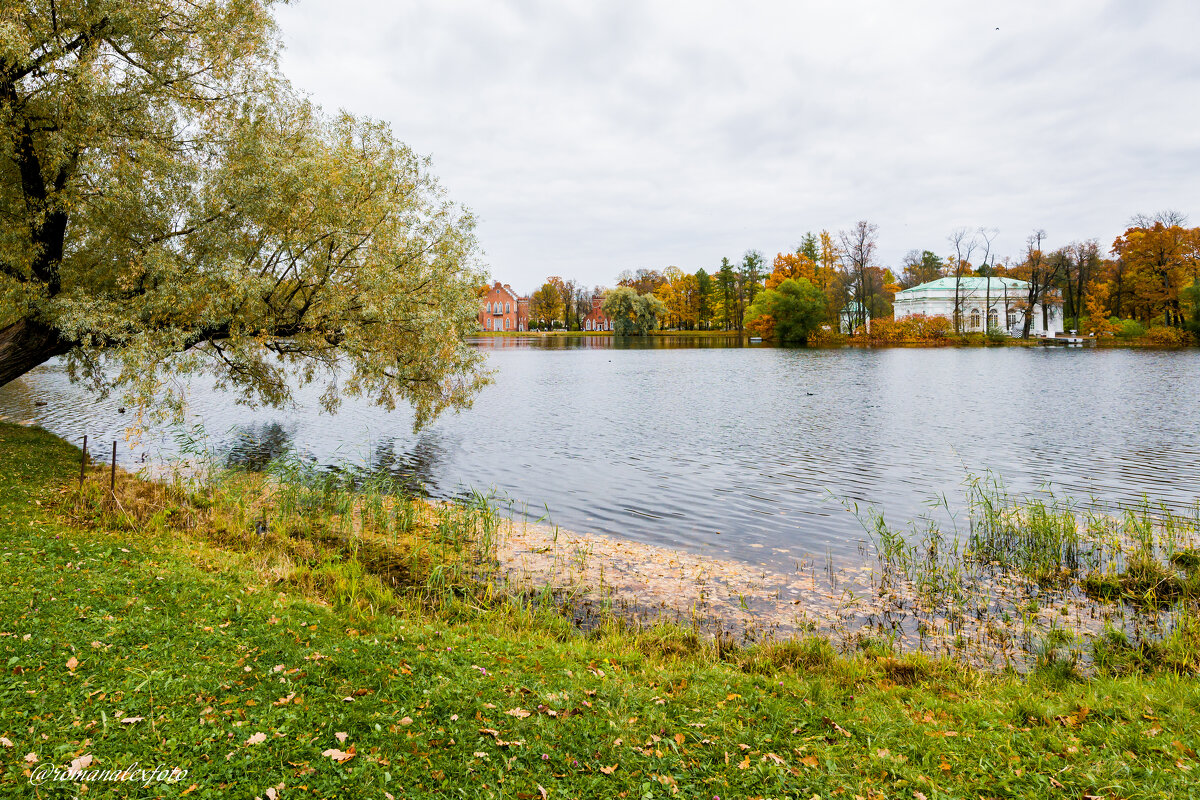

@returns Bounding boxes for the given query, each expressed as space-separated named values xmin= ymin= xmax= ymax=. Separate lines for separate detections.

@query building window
xmin=506 ymin=302 xmax=511 ymax=313
xmin=970 ymin=310 xmax=981 ymax=330
xmin=988 ymin=309 xmax=998 ymax=329
xmin=1007 ymin=311 xmax=1016 ymax=328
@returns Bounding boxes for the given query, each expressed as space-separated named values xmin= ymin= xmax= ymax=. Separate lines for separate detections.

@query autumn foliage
xmin=865 ymin=314 xmax=953 ymax=343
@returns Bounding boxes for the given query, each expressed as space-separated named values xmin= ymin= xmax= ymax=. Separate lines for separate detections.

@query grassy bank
xmin=3 ymin=423 xmax=1200 ymax=798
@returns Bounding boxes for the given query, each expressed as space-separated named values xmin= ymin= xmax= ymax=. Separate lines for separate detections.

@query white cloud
xmin=276 ymin=0 xmax=1200 ymax=290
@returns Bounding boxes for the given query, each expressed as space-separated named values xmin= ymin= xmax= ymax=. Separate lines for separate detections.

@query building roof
xmin=896 ymin=276 xmax=1029 ymax=297
xmin=486 ymin=281 xmax=525 ymax=302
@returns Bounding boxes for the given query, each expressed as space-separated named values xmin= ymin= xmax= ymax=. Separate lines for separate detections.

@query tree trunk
xmin=0 ymin=317 xmax=74 ymax=388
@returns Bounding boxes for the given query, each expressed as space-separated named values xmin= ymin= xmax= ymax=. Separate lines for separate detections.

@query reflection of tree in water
xmin=224 ymin=422 xmax=296 ymax=470
xmin=364 ymin=434 xmax=446 ymax=497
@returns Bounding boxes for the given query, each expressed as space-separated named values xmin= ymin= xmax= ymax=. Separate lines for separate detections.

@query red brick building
xmin=582 ymin=294 xmax=611 ymax=331
xmin=478 ymin=282 xmax=529 ymax=332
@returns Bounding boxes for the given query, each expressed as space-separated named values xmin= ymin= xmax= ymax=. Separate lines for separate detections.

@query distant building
xmin=892 ymin=277 xmax=1063 ymax=336
xmin=479 ymin=281 xmax=529 ymax=332
xmin=582 ymin=294 xmax=612 ymax=331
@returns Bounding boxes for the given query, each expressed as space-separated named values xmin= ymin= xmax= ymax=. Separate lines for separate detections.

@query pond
xmin=3 ymin=337 xmax=1199 ymax=573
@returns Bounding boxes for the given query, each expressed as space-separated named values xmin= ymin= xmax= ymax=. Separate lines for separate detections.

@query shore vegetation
xmin=3 ymin=422 xmax=1200 ymax=797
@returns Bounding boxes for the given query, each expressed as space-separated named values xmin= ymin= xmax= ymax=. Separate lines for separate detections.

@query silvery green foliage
xmin=1 ymin=1 xmax=490 ymax=429
xmin=601 ymin=287 xmax=664 ymax=336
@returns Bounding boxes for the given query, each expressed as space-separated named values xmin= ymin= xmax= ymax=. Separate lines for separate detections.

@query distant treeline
xmin=518 ymin=213 xmax=1200 ymax=342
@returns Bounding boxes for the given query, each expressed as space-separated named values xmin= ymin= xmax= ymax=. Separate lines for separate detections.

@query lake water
xmin=3 ymin=338 xmax=1199 ymax=571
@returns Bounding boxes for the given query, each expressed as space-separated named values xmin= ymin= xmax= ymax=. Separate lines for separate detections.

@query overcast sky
xmin=275 ymin=0 xmax=1200 ymax=292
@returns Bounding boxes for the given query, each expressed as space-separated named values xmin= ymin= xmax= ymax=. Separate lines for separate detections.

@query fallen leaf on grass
xmin=822 ymin=716 xmax=851 ymax=738
xmin=335 ymin=732 xmax=348 ymax=743
xmin=120 ymin=716 xmax=145 ymax=725
xmin=599 ymin=765 xmax=617 ymax=775
xmin=506 ymin=708 xmax=531 ymax=719
xmin=68 ymin=754 xmax=93 ymax=774
xmin=478 ymin=728 xmax=523 ymax=747
xmin=763 ymin=752 xmax=787 ymax=766
xmin=800 ymin=755 xmax=819 ymax=768
xmin=321 ymin=746 xmax=356 ymax=763
xmin=246 ymin=732 xmax=267 ymax=745
xmin=273 ymin=694 xmax=296 ymax=707
xmin=24 ymin=752 xmax=38 ymax=764
xmin=66 ymin=656 xmax=78 ymax=672
xmin=0 ymin=737 xmax=12 ymax=748
xmin=399 ymin=717 xmax=413 ymax=726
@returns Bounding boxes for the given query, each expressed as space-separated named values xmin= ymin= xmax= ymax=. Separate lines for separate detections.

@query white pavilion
xmin=892 ymin=277 xmax=1063 ymax=336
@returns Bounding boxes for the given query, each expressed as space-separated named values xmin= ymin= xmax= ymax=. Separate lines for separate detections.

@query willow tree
xmin=0 ymin=1 xmax=488 ymax=428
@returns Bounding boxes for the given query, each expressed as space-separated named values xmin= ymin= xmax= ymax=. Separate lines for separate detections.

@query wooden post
xmin=79 ymin=435 xmax=88 ymax=486
xmin=110 ymin=440 xmax=117 ymax=495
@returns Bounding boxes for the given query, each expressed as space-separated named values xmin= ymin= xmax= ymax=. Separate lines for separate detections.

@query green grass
xmin=3 ymin=422 xmax=1200 ymax=798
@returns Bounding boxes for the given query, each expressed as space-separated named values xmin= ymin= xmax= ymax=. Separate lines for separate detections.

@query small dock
xmin=1047 ymin=331 xmax=1094 ymax=347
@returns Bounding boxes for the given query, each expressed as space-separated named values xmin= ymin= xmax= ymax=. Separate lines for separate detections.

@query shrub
xmin=865 ymin=317 xmax=900 ymax=344
xmin=923 ymin=315 xmax=952 ymax=340
xmin=985 ymin=326 xmax=1008 ymax=344
xmin=893 ymin=313 xmax=952 ymax=342
xmin=1144 ymin=326 xmax=1185 ymax=346
xmin=807 ymin=325 xmax=844 ymax=345
xmin=1115 ymin=319 xmax=1146 ymax=340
